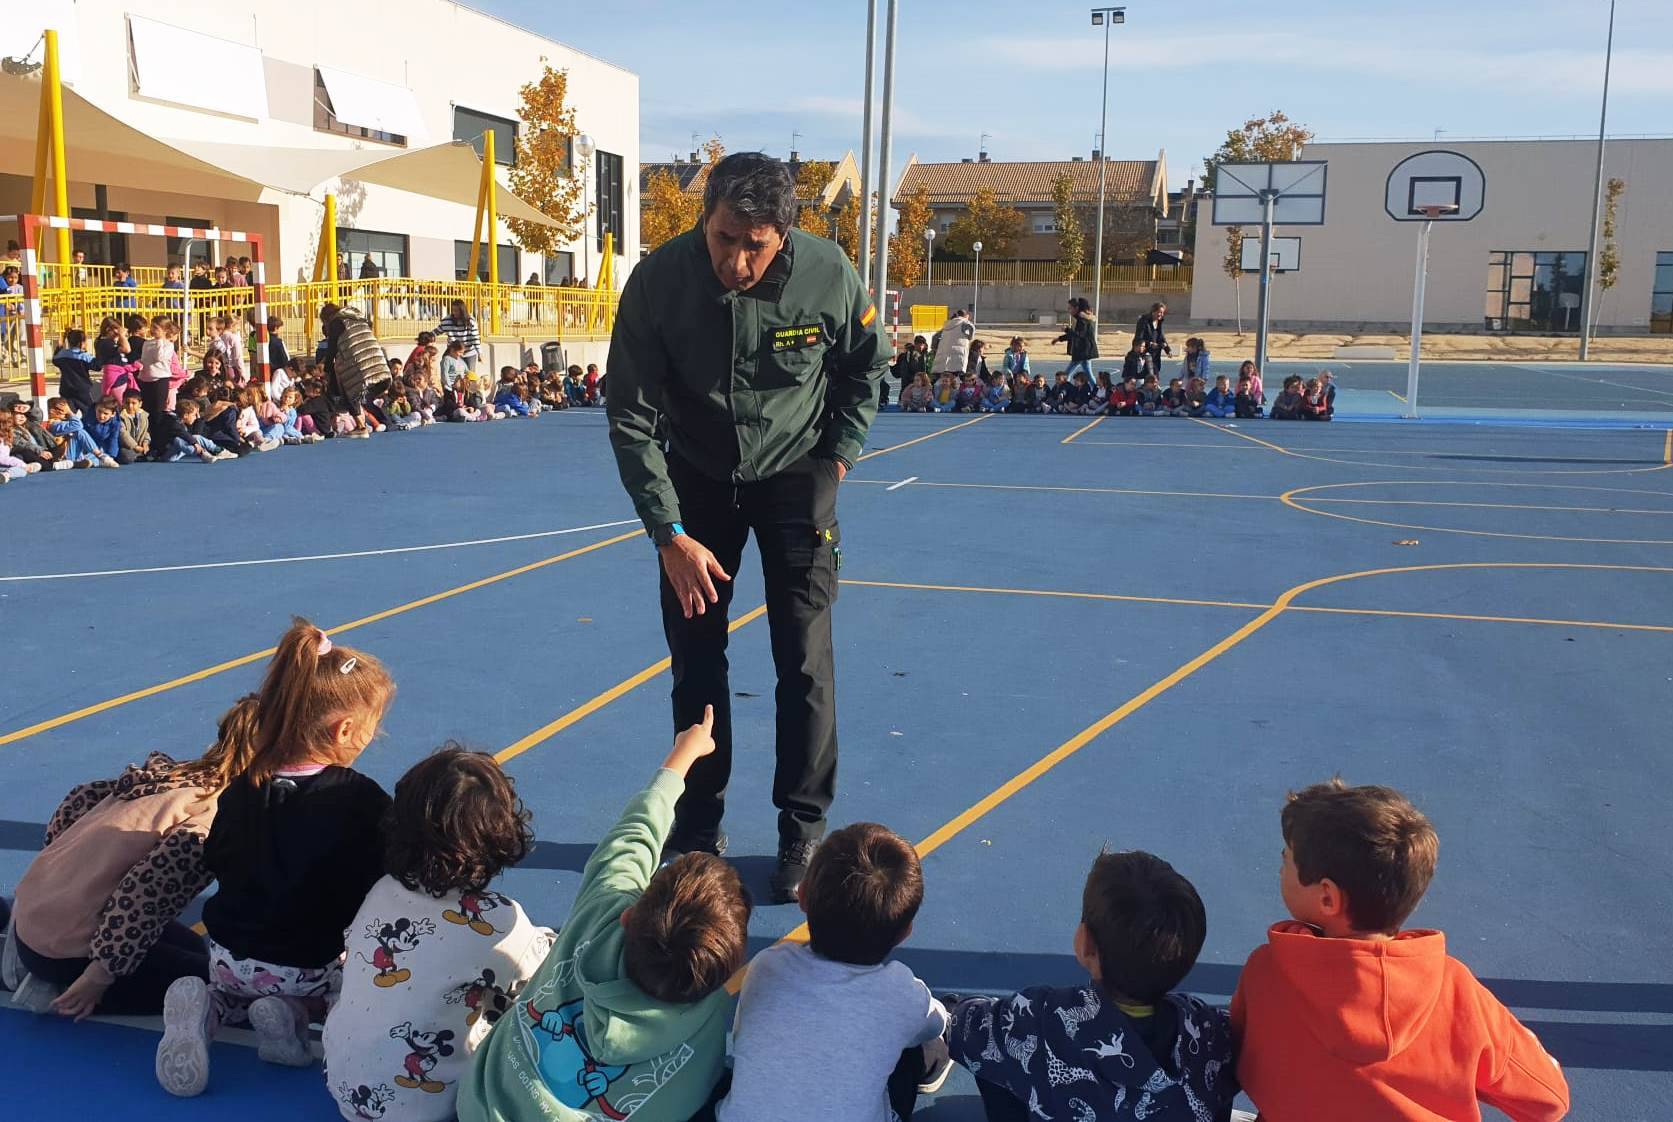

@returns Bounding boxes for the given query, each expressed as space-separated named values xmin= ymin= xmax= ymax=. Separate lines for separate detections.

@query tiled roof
xmin=893 ymin=160 xmax=1158 ymax=207
xmin=640 ymin=161 xmax=711 ymax=195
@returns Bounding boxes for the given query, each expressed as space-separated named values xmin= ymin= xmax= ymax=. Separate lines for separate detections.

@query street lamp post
xmin=575 ymin=133 xmax=595 ymax=287
xmin=972 ymin=240 xmax=983 ymax=324
xmin=925 ymin=226 xmax=935 ymax=291
xmin=1577 ymin=0 xmax=1616 ymax=361
xmin=1088 ymin=7 xmax=1125 ymax=347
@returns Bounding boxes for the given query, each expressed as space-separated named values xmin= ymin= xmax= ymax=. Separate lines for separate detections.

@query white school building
xmin=0 ymin=0 xmax=639 ymax=289
xmin=1189 ymin=138 xmax=1673 ymax=336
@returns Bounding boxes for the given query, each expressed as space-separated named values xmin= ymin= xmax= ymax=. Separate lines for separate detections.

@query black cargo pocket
xmin=772 ymin=522 xmax=841 ymax=611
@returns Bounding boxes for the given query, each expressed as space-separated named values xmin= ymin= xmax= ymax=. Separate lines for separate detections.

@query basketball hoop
xmin=1415 ymin=204 xmax=1459 ymax=220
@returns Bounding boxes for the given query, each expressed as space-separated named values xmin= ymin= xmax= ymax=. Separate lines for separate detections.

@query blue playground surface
xmin=3 ymin=404 xmax=1671 ymax=1120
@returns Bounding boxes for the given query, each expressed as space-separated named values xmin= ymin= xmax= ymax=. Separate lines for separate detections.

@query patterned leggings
xmin=206 ymin=938 xmax=341 ymax=1025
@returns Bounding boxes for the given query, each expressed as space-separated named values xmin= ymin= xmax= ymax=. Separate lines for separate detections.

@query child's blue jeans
xmin=166 ymin=435 xmax=223 ymax=462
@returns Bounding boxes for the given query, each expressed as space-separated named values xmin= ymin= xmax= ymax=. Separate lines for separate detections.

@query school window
xmin=166 ymin=217 xmax=212 ymax=268
xmin=1652 ymin=251 xmax=1673 ymax=334
xmin=453 ymin=106 xmax=517 ymax=166
xmin=543 ymin=252 xmax=575 ymax=285
xmin=70 ymin=207 xmax=127 ymax=265
xmin=453 ymin=241 xmax=519 ymax=283
xmin=313 ymin=69 xmax=406 ymax=147
xmin=337 ymin=229 xmax=409 ymax=279
xmin=1484 ymin=250 xmax=1587 ymax=333
xmin=1032 ymin=218 xmax=1058 ymax=235
xmin=595 ymin=149 xmax=624 ymax=254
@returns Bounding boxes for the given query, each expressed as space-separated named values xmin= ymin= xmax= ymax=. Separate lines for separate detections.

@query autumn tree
xmin=505 ymin=66 xmax=589 ymax=255
xmin=793 ymin=160 xmax=837 ymax=236
xmin=1052 ymin=174 xmax=1084 ymax=290
xmin=701 ymin=135 xmax=725 ymax=164
xmin=1594 ymin=176 xmax=1625 ymax=330
xmin=834 ymin=193 xmax=862 ymax=266
xmin=888 ymin=186 xmax=931 ymax=289
xmin=943 ymin=187 xmax=1025 ymax=259
xmin=641 ymin=169 xmax=700 ymax=253
xmin=1202 ymin=111 xmax=1311 ymax=336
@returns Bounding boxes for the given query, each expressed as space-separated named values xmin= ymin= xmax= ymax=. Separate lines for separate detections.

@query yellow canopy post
xmin=484 ymin=129 xmax=500 ymax=333
xmin=466 ymin=172 xmax=486 ymax=284
xmin=36 ymin=30 xmax=72 ymax=274
xmin=323 ymin=192 xmax=338 ymax=303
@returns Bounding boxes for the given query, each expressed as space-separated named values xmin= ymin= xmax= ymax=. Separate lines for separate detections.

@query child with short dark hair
xmin=53 ymin=327 xmax=99 ymax=418
xmin=118 ymin=390 xmax=150 ymax=462
xmin=149 ymin=398 xmax=226 ymax=462
xmin=459 ymin=707 xmax=751 ymax=1122
xmin=1121 ymin=339 xmax=1150 ymax=383
xmin=1234 ymin=373 xmax=1262 ymax=419
xmin=157 ymin=619 xmax=396 ymax=1097
xmin=1232 ymin=779 xmax=1568 ymax=1121
xmin=46 ymin=396 xmax=114 ymax=468
xmin=1135 ymin=374 xmax=1162 ymax=417
xmin=946 ymin=850 xmax=1237 ymax=1122
xmin=1268 ymin=376 xmax=1306 ymax=420
xmin=1203 ymin=374 xmax=1236 ymax=419
xmin=1109 ymin=373 xmax=1139 ymax=416
xmin=87 ymin=395 xmax=124 ymax=463
xmin=1161 ymin=377 xmax=1189 ymax=417
xmin=494 ymin=366 xmax=532 ymax=417
xmin=717 ymin=822 xmax=948 ymax=1122
xmin=324 ymin=747 xmax=553 ymax=1122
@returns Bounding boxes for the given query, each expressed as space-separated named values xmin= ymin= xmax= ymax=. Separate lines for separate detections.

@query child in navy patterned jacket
xmin=944 ymin=850 xmax=1238 ymax=1122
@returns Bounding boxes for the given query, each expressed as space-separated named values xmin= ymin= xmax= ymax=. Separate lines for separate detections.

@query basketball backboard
xmin=1385 ymin=150 xmax=1485 ymax=221
xmin=1241 ymin=236 xmax=1300 ymax=273
xmin=1210 ymin=161 xmax=1327 ymax=226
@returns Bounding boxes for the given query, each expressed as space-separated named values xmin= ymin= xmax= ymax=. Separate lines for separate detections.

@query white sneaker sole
xmin=156 ymin=977 xmax=212 ymax=1097
xmin=248 ymin=996 xmax=313 ymax=1067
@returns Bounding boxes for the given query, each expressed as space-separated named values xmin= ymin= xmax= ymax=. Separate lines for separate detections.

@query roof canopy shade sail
xmin=0 ymin=73 xmax=561 ymax=227
xmin=129 ymin=15 xmax=269 ymax=121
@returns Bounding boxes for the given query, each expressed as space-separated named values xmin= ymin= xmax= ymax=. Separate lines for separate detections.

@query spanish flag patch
xmin=859 ymin=303 xmax=877 ymax=328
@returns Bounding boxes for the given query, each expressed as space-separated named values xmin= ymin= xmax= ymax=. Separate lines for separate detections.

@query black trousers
xmin=139 ymin=378 xmax=170 ymax=427
xmin=662 ymin=451 xmax=841 ymax=846
xmin=14 ymin=919 xmax=209 ymax=1016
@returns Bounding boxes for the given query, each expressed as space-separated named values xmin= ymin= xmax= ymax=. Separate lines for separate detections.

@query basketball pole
xmin=857 ymin=0 xmax=877 ymax=283
xmin=869 ymin=0 xmax=897 ymax=305
xmin=1253 ymin=191 xmax=1275 ymax=372
xmin=1405 ymin=216 xmax=1435 ymax=419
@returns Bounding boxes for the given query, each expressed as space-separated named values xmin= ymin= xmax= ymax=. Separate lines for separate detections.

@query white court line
xmin=0 ymin=519 xmax=642 ymax=582
xmin=886 ymin=476 xmax=919 ymax=491
xmin=1513 ymin=364 xmax=1673 ymax=401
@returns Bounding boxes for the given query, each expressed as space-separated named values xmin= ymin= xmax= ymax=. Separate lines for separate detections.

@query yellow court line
xmin=1388 ymin=389 xmax=1408 ymax=403
xmin=840 ymin=579 xmax=1268 ymax=612
xmin=1061 ymin=415 xmax=1106 ymax=445
xmin=856 ymin=413 xmax=991 ymax=462
xmin=1188 ymin=416 xmax=1301 ymax=457
xmin=0 ymin=531 xmax=643 ymax=748
xmin=1665 ymin=429 xmax=1672 ymax=467
xmin=496 ymin=605 xmax=769 ymax=765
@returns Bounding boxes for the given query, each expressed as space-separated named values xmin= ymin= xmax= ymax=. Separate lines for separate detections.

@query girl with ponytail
xmin=4 ymin=694 xmax=266 ymax=1021
xmin=159 ymin=618 xmax=396 ymax=1098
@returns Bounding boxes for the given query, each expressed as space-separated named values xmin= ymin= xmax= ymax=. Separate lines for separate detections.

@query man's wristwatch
xmin=650 ymin=522 xmax=686 ymax=548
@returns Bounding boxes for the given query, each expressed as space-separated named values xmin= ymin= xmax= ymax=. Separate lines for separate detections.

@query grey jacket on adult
xmin=931 ymin=315 xmax=974 ymax=375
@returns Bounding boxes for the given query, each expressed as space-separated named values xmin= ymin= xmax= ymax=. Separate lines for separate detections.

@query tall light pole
xmin=1577 ymin=0 xmax=1615 ymax=361
xmin=1089 ymin=7 xmax=1125 ymax=346
xmin=924 ymin=226 xmax=935 ymax=290
xmin=858 ymin=0 xmax=878 ymax=281
xmin=869 ymin=0 xmax=898 ymax=303
xmin=972 ymin=240 xmax=983 ymax=323
xmin=575 ymin=133 xmax=595 ymax=287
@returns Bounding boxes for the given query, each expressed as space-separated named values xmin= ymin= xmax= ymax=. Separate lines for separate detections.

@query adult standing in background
xmin=606 ymin=152 xmax=888 ymax=902
xmin=1054 ymin=297 xmax=1098 ymax=380
xmin=358 ymin=254 xmax=380 ymax=280
xmin=930 ymin=308 xmax=973 ymax=379
xmin=1136 ymin=301 xmax=1171 ymax=381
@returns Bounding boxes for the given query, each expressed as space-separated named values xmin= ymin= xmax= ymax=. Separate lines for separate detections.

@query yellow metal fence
xmin=0 ymin=278 xmax=618 ymax=376
xmin=924 ymin=261 xmax=1192 ymax=293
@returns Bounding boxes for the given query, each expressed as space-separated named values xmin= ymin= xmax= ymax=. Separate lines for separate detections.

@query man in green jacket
xmin=606 ymin=152 xmax=887 ymax=902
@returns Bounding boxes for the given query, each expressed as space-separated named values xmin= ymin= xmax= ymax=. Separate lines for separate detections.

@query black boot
xmin=769 ymin=838 xmax=818 ymax=904
xmin=661 ymin=830 xmax=727 ymax=863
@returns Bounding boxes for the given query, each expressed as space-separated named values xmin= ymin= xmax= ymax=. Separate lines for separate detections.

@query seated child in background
xmin=7 ymin=396 xmax=62 ymax=470
xmin=3 ymin=698 xmax=264 ymax=1018
xmin=1234 ymin=374 xmax=1262 ymax=419
xmin=150 ymin=398 xmax=231 ymax=462
xmin=207 ymin=315 xmax=246 ymax=385
xmin=157 ymin=620 xmax=395 ymax=1097
xmin=1109 ymin=373 xmax=1139 ymax=416
xmin=45 ymin=396 xmax=113 ymax=468
xmin=1161 ymin=378 xmax=1189 ymax=418
xmin=119 ymin=391 xmax=150 ymax=462
xmin=946 ymin=850 xmax=1238 ymax=1122
xmin=440 ymin=340 xmax=468 ymax=392
xmin=561 ymin=364 xmax=586 ymax=407
xmin=201 ymin=387 xmax=251 ymax=455
xmin=1298 ymin=377 xmax=1329 ymax=421
xmin=494 ymin=367 xmax=533 ymax=417
xmin=1042 ymin=372 xmax=1071 ymax=414
xmin=1231 ymin=779 xmax=1568 ymax=1122
xmin=1135 ymin=373 xmax=1163 ymax=417
xmin=1239 ymin=362 xmax=1264 ymax=406
xmin=459 ymin=707 xmax=751 ymax=1122
xmin=236 ymin=385 xmax=280 ymax=452
xmin=386 ymin=383 xmax=422 ymax=430
xmin=1202 ymin=375 xmax=1236 ymax=419
xmin=1185 ymin=376 xmax=1208 ymax=417
xmin=255 ymin=387 xmax=295 ymax=444
xmin=1089 ymin=372 xmax=1113 ymax=414
xmin=901 ymin=372 xmax=935 ymax=413
xmin=1268 ymin=376 xmax=1305 ymax=421
xmin=1317 ymin=370 xmax=1336 ymax=416
xmin=1064 ymin=371 xmax=1094 ymax=414
xmin=981 ymin=375 xmax=1010 ymax=413
xmin=953 ymin=374 xmax=982 ymax=413
xmin=583 ymin=363 xmax=602 ymax=404
xmin=86 ymin=395 xmax=124 ymax=463
xmin=53 ymin=328 xmax=99 ymax=418
xmin=0 ymin=410 xmax=40 ymax=481
xmin=324 ymin=748 xmax=553 ymax=1122
xmin=716 ymin=822 xmax=949 ymax=1122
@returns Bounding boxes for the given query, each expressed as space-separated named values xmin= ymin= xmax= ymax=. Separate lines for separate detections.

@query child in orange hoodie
xmin=1230 ymin=779 xmax=1569 ymax=1122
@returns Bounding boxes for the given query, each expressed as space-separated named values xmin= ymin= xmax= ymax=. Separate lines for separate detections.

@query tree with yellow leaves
xmin=505 ymin=65 xmax=588 ymax=255
xmin=793 ymin=160 xmax=836 ymax=236
xmin=943 ymin=187 xmax=1024 ymax=259
xmin=834 ymin=193 xmax=862 ymax=267
xmin=887 ymin=186 xmax=931 ymax=289
xmin=642 ymin=169 xmax=701 ymax=253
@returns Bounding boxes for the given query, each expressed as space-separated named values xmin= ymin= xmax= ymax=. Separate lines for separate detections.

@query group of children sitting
xmin=0 ymin=314 xmax=606 ymax=483
xmin=892 ymin=335 xmax=1338 ymax=422
xmin=0 ymin=619 xmax=1570 ymax=1122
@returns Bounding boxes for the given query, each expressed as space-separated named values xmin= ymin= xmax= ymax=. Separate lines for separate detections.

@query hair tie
xmin=317 ymin=633 xmax=333 ymax=656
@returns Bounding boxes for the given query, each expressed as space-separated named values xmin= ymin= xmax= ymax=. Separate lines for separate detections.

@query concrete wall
xmin=1189 ymin=139 xmax=1673 ymax=332
xmin=897 ymin=284 xmax=1186 ymax=329
xmin=15 ymin=0 xmax=639 ymax=287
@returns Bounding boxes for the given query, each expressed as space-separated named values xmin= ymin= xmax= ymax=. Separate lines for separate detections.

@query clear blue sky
xmin=476 ymin=0 xmax=1672 ymax=189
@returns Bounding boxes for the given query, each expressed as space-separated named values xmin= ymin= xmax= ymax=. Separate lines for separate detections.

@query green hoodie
xmin=458 ymin=770 xmax=730 ymax=1122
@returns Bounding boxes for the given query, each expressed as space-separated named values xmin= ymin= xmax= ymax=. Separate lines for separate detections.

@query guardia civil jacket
xmin=606 ymin=226 xmax=888 ymax=532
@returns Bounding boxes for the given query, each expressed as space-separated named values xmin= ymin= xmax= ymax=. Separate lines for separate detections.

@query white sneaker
xmin=157 ymin=976 xmax=214 ymax=1097
xmin=11 ymin=973 xmax=61 ymax=1013
xmin=213 ymin=450 xmax=238 ymax=462
xmin=307 ymin=433 xmax=325 ymax=443
xmin=249 ymin=995 xmax=314 ymax=1067
xmin=256 ymin=438 xmax=281 ymax=452
xmin=99 ymin=455 xmax=120 ymax=469
xmin=50 ymin=460 xmax=71 ymax=471
xmin=0 ymin=912 xmax=21 ymax=990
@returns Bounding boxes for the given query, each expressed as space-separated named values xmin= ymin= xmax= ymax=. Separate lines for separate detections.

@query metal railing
xmin=8 ymin=263 xmax=175 ymax=288
xmin=0 ymin=277 xmax=619 ymax=375
xmin=919 ymin=260 xmax=1192 ymax=292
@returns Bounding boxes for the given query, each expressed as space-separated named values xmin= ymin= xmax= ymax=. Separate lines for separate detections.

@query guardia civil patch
xmin=771 ymin=323 xmax=824 ymax=352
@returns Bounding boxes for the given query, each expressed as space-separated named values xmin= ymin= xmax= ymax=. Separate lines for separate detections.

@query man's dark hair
xmin=1282 ymin=778 xmax=1437 ymax=934
xmin=384 ymin=745 xmax=533 ymax=896
xmin=703 ymin=152 xmax=797 ymax=233
xmin=623 ymin=853 xmax=752 ymax=1004
xmin=65 ymin=328 xmax=85 ymax=349
xmin=1082 ymin=850 xmax=1206 ymax=1004
xmin=803 ymin=822 xmax=923 ymax=966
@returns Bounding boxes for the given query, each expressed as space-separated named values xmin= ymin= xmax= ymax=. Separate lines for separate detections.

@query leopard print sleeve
xmin=89 ymin=826 xmax=213 ymax=978
xmin=43 ymin=777 xmax=120 ymax=846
